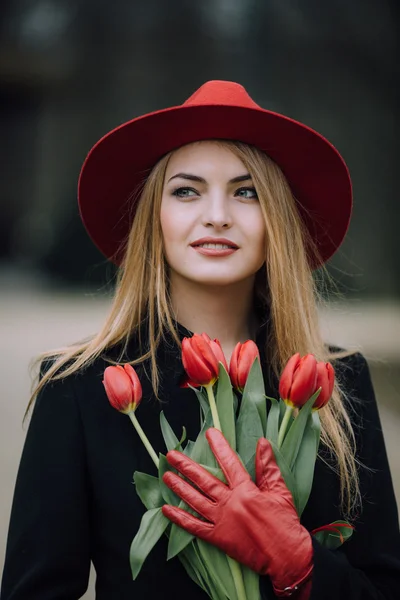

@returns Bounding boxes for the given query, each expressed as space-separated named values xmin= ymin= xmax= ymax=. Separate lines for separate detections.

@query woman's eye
xmin=172 ymin=187 xmax=198 ymax=198
xmin=235 ymin=186 xmax=258 ymax=199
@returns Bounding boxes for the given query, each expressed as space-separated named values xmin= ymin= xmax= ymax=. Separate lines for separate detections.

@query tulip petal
xmin=313 ymin=362 xmax=335 ymax=409
xmin=237 ymin=341 xmax=260 ymax=391
xmin=289 ymin=354 xmax=317 ymax=407
xmin=182 ymin=335 xmax=219 ymax=385
xmin=182 ymin=339 xmax=214 ymax=385
xmin=179 ymin=375 xmax=201 ymax=389
xmin=279 ymin=353 xmax=300 ymax=400
xmin=228 ymin=342 xmax=241 ymax=390
xmin=201 ymin=332 xmax=212 ymax=342
xmin=209 ymin=339 xmax=229 ymax=372
xmin=103 ymin=365 xmax=134 ymax=413
xmin=193 ymin=335 xmax=220 ymax=374
xmin=229 ymin=340 xmax=260 ymax=393
xmin=124 ymin=363 xmax=143 ymax=408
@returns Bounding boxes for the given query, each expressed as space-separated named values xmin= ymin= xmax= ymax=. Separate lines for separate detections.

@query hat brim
xmin=78 ymin=104 xmax=352 ymax=267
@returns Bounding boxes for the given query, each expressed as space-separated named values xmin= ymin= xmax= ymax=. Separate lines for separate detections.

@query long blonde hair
xmin=28 ymin=140 xmax=360 ymax=517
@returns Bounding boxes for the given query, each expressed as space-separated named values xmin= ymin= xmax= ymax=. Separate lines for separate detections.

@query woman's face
xmin=160 ymin=141 xmax=266 ymax=288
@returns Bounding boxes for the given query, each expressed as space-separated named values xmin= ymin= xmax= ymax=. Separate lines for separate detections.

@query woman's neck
xmin=170 ymin=276 xmax=257 ymax=363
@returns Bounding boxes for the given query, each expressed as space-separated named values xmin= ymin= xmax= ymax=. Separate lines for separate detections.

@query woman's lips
xmin=191 ymin=246 xmax=238 ymax=257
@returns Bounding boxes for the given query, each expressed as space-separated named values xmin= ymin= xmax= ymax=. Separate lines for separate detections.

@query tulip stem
xmin=128 ymin=411 xmax=160 ymax=469
xmin=278 ymin=404 xmax=293 ymax=448
xmin=205 ymin=384 xmax=222 ymax=431
xmin=227 ymin=557 xmax=248 ymax=600
xmin=205 ymin=389 xmax=247 ymax=598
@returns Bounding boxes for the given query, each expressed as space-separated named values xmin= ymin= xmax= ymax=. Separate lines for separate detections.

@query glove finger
xmin=255 ymin=438 xmax=288 ymax=495
xmin=166 ymin=450 xmax=226 ymax=501
xmin=162 ymin=504 xmax=214 ymax=541
xmin=163 ymin=471 xmax=216 ymax=521
xmin=206 ymin=428 xmax=249 ymax=488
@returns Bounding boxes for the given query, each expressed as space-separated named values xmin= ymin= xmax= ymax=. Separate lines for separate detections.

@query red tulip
xmin=279 ymin=353 xmax=318 ymax=408
xmin=229 ymin=340 xmax=260 ymax=392
xmin=179 ymin=374 xmax=201 ymax=389
xmin=103 ymin=364 xmax=142 ymax=414
xmin=206 ymin=336 xmax=229 ymax=373
xmin=313 ymin=361 xmax=335 ymax=410
xmin=181 ymin=333 xmax=228 ymax=386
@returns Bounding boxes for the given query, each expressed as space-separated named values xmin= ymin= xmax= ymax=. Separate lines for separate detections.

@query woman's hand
xmin=162 ymin=428 xmax=313 ymax=597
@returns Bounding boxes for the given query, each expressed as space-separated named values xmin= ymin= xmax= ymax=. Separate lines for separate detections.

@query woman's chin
xmin=182 ymin=272 xmax=254 ymax=288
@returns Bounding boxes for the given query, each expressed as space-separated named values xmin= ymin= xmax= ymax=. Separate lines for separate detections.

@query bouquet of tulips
xmin=103 ymin=334 xmax=353 ymax=600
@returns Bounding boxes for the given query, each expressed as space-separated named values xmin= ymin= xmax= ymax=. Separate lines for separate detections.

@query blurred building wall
xmin=0 ymin=0 xmax=398 ymax=294
xmin=0 ymin=3 xmax=399 ymax=595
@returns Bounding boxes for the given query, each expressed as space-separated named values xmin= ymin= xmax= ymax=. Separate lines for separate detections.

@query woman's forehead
xmin=165 ymin=140 xmax=247 ymax=178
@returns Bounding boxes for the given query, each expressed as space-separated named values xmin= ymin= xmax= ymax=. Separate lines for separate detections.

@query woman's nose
xmin=201 ymin=192 xmax=232 ymax=229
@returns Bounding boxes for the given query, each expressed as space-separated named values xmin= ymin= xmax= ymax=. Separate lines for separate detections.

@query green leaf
xmin=184 ymin=542 xmax=209 ymax=584
xmin=133 ymin=472 xmax=163 ymax=510
xmin=167 ymin=519 xmax=195 ymax=559
xmin=241 ymin=357 xmax=267 ymax=432
xmin=179 ymin=542 xmax=213 ymax=597
xmin=292 ymin=415 xmax=318 ymax=516
xmin=166 ymin=399 xmax=224 ymax=561
xmin=191 ymin=541 xmax=227 ymax=600
xmin=236 ymin=395 xmax=264 ymax=473
xmin=265 ymin=396 xmax=280 ymax=444
xmin=197 ymin=539 xmax=237 ymax=599
xmin=200 ymin=463 xmax=226 ymax=483
xmin=265 ymin=395 xmax=278 ymax=402
xmin=167 ymin=462 xmax=227 ymax=560
xmin=269 ymin=440 xmax=298 ymax=511
xmin=279 ymin=397 xmax=287 ymax=427
xmin=244 ymin=452 xmax=256 ymax=482
xmin=280 ymin=393 xmax=318 ymax=470
xmin=177 ymin=545 xmax=207 ymax=594
xmin=312 ymin=410 xmax=321 ymax=452
xmin=215 ymin=363 xmax=236 ymax=450
xmin=190 ymin=386 xmax=210 ymax=419
xmin=167 ymin=407 xmax=221 ymax=560
xmin=190 ymin=406 xmax=216 ymax=467
xmin=183 ymin=440 xmax=196 ymax=457
xmin=130 ymin=507 xmax=170 ymax=579
xmin=232 ymin=392 xmax=239 ymax=416
xmin=160 ymin=411 xmax=186 ymax=452
xmin=177 ymin=426 xmax=187 ymax=449
xmin=291 ymin=410 xmax=321 ymax=518
xmin=312 ymin=521 xmax=354 ymax=550
xmin=158 ymin=453 xmax=180 ymax=506
xmin=176 ymin=551 xmax=203 ymax=591
xmin=242 ymin=565 xmax=261 ymax=600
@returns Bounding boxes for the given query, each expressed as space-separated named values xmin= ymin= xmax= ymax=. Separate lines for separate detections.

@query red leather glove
xmin=162 ymin=428 xmax=313 ymax=597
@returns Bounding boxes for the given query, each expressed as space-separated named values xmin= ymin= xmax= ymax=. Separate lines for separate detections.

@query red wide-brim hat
xmin=78 ymin=80 xmax=352 ymax=267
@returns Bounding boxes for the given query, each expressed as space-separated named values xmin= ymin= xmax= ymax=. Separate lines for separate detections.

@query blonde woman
xmin=2 ymin=81 xmax=399 ymax=599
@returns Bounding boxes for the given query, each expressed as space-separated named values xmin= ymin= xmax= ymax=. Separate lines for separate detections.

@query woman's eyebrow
xmin=167 ymin=172 xmax=252 ymax=184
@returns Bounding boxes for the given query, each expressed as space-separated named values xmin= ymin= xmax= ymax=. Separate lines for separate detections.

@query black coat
xmin=2 ymin=323 xmax=400 ymax=599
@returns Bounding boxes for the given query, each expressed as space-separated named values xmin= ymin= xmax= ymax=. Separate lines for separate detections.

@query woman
xmin=1 ymin=80 xmax=399 ymax=599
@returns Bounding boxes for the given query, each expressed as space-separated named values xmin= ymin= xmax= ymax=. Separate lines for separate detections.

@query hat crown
xmin=183 ymin=80 xmax=261 ymax=109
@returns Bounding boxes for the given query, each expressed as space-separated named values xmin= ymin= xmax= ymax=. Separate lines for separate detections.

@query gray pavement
xmin=1 ymin=273 xmax=399 ymax=599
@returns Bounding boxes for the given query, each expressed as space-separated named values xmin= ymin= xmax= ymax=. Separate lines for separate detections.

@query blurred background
xmin=0 ymin=1 xmax=399 ymax=598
